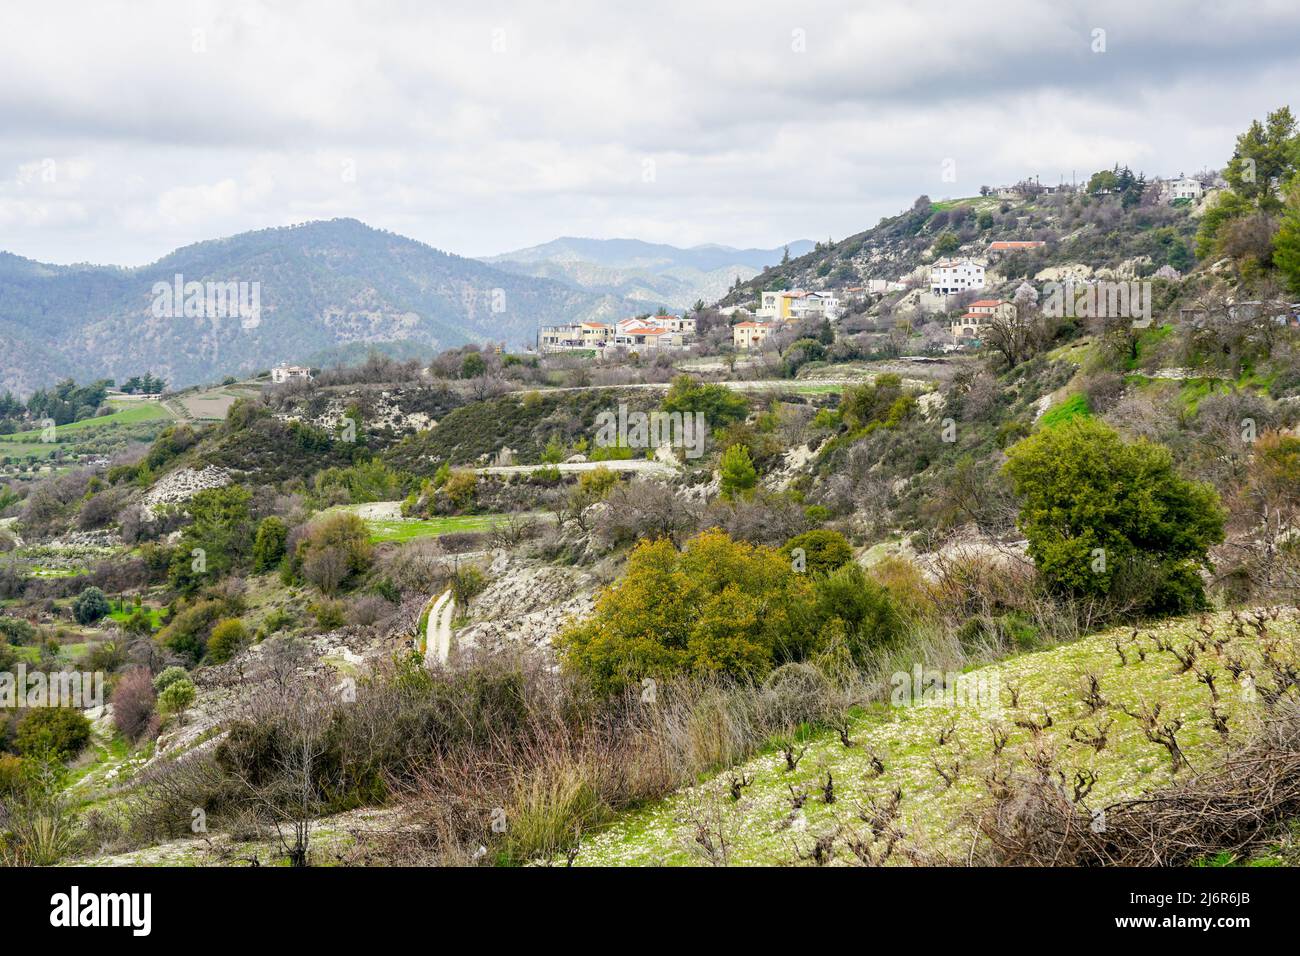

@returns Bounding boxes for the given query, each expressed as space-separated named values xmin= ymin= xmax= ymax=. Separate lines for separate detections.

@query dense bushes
xmin=556 ymin=529 xmax=902 ymax=695
xmin=206 ymin=619 xmax=250 ymax=664
xmin=168 ymin=486 xmax=255 ymax=593
xmin=291 ymin=512 xmax=372 ymax=595
xmin=13 ymin=708 xmax=91 ymax=760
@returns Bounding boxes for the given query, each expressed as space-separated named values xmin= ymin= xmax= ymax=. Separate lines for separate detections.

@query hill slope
xmin=722 ymin=190 xmax=1202 ymax=308
xmin=563 ymin=610 xmax=1294 ymax=866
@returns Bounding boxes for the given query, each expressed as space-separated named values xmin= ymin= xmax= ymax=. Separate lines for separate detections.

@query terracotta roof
xmin=988 ymin=241 xmax=1045 ymax=250
xmin=968 ymin=299 xmax=1007 ymax=308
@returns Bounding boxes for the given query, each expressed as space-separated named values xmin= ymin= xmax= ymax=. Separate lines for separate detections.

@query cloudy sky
xmin=3 ymin=0 xmax=1300 ymax=266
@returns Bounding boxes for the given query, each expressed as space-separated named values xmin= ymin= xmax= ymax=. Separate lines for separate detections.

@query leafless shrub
xmin=110 ymin=667 xmax=157 ymax=742
xmin=976 ymin=701 xmax=1300 ymax=866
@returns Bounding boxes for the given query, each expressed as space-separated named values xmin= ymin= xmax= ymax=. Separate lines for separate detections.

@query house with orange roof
xmin=950 ymin=299 xmax=1014 ymax=342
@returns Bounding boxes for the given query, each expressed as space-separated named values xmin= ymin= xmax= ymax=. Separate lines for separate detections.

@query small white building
xmin=1166 ymin=176 xmax=1204 ymax=203
xmin=931 ymin=259 xmax=986 ymax=296
xmin=271 ymin=363 xmax=312 ymax=384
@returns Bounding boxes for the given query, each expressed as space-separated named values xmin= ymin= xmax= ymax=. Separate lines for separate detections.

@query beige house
xmin=733 ymin=321 xmax=774 ymax=349
xmin=950 ymin=299 xmax=1014 ymax=341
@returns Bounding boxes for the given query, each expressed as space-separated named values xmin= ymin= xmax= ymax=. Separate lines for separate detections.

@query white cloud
xmin=0 ymin=0 xmax=1297 ymax=264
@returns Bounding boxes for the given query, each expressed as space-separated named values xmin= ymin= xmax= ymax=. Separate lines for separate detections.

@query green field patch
xmin=1038 ymin=392 xmax=1092 ymax=428
xmin=0 ymin=402 xmax=169 ymax=443
xmin=325 ymin=504 xmax=514 ymax=543
xmin=363 ymin=514 xmax=508 ymax=543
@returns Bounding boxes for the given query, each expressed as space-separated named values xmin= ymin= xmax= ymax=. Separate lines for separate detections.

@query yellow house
xmin=758 ymin=291 xmax=795 ymax=320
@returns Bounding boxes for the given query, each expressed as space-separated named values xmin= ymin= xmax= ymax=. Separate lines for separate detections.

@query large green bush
xmin=71 ymin=586 xmax=110 ymax=626
xmin=1004 ymin=418 xmax=1225 ymax=614
xmin=14 ymin=708 xmax=92 ymax=760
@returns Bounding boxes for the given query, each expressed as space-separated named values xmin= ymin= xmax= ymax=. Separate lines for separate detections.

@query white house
xmin=270 ymin=363 xmax=312 ymax=384
xmin=1166 ymin=176 xmax=1204 ymax=203
xmin=540 ymin=322 xmax=615 ymax=351
xmin=931 ymin=259 xmax=986 ymax=296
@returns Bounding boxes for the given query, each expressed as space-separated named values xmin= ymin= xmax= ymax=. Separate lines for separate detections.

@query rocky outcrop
xmin=144 ymin=466 xmax=231 ymax=512
xmin=457 ymin=553 xmax=599 ymax=655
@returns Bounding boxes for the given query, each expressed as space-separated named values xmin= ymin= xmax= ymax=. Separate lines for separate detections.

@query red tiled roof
xmin=988 ymin=241 xmax=1045 ymax=250
xmin=968 ymin=299 xmax=1007 ymax=308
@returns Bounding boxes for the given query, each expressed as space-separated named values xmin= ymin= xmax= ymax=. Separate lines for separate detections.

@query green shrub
xmin=207 ymin=618 xmax=250 ymax=664
xmin=782 ymin=529 xmax=853 ymax=575
xmin=661 ymin=375 xmax=749 ymax=428
xmin=719 ymin=444 xmax=757 ymax=501
xmin=152 ymin=666 xmax=189 ymax=693
xmin=0 ymin=617 xmax=36 ymax=645
xmin=1004 ymin=418 xmax=1225 ymax=614
xmin=252 ymin=517 xmax=288 ymax=573
xmin=157 ymin=599 xmax=227 ymax=664
xmin=0 ymin=753 xmax=24 ymax=794
xmin=14 ymin=708 xmax=92 ymax=761
xmin=310 ymin=600 xmax=346 ymax=630
xmin=71 ymin=587 xmax=110 ymax=626
xmin=156 ymin=679 xmax=196 ymax=721
xmin=556 ymin=530 xmax=827 ymax=695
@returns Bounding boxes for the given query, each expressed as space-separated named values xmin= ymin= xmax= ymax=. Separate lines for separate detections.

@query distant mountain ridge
xmin=483 ymin=236 xmax=814 ymax=309
xmin=0 ymin=219 xmax=635 ymax=395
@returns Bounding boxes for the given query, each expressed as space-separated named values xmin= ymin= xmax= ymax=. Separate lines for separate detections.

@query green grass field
xmin=364 ymin=514 xmax=511 ymax=543
xmin=325 ymin=504 xmax=515 ymax=543
xmin=0 ymin=401 xmax=173 ymax=466
xmin=1038 ymin=392 xmax=1092 ymax=428
xmin=0 ymin=401 xmax=170 ymax=443
xmin=108 ymin=604 xmax=163 ymax=630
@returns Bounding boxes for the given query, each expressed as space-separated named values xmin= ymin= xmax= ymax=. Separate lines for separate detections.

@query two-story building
xmin=931 ymin=259 xmax=986 ymax=296
xmin=540 ymin=313 xmax=696 ymax=353
xmin=271 ymin=363 xmax=313 ymax=384
xmin=756 ymin=289 xmax=840 ymax=322
xmin=950 ymin=299 xmax=1014 ymax=342
xmin=1165 ymin=176 xmax=1204 ymax=203
xmin=733 ymin=321 xmax=774 ymax=349
xmin=539 ymin=322 xmax=612 ymax=351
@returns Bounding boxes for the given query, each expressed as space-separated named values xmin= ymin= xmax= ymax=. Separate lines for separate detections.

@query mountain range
xmin=483 ymin=236 xmax=813 ymax=309
xmin=0 ymin=219 xmax=633 ymax=395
